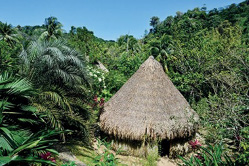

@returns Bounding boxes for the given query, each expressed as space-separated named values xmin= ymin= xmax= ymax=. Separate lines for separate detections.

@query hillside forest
xmin=0 ymin=1 xmax=249 ymax=166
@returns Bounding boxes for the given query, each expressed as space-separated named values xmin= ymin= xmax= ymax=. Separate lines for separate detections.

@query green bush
xmin=143 ymin=151 xmax=158 ymax=166
xmin=179 ymin=143 xmax=234 ymax=166
xmin=93 ymin=139 xmax=120 ymax=166
xmin=236 ymin=127 xmax=249 ymax=165
xmin=104 ymin=71 xmax=127 ymax=98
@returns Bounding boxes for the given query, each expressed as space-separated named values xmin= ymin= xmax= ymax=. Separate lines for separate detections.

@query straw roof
xmin=100 ymin=56 xmax=199 ymax=141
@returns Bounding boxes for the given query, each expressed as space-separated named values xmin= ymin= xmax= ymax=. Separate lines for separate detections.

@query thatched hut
xmin=100 ymin=56 xmax=199 ymax=157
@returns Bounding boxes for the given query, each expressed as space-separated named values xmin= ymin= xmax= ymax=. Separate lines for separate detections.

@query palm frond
xmin=0 ymin=127 xmax=19 ymax=152
xmin=6 ymin=78 xmax=34 ymax=97
xmin=0 ymin=72 xmax=34 ymax=98
xmin=46 ymin=46 xmax=65 ymax=61
xmin=39 ymin=90 xmax=72 ymax=113
xmin=33 ymin=103 xmax=65 ymax=139
xmin=0 ymin=100 xmax=13 ymax=112
xmin=19 ymin=39 xmax=89 ymax=88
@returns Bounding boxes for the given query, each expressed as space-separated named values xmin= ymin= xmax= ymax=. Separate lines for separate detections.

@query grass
xmin=141 ymin=151 xmax=159 ymax=166
xmin=66 ymin=144 xmax=97 ymax=165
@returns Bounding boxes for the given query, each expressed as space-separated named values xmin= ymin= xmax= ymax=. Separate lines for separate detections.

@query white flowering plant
xmin=87 ymin=65 xmax=106 ymax=90
xmin=86 ymin=65 xmax=113 ymax=100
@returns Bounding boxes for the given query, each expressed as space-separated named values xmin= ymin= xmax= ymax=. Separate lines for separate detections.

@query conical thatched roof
xmin=100 ymin=56 xmax=199 ymax=141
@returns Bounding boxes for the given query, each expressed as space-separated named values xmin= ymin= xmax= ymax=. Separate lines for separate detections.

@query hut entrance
xmin=159 ymin=139 xmax=170 ymax=156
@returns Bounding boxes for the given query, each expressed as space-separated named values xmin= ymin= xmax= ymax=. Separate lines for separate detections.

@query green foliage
xmin=104 ymin=71 xmax=126 ymax=97
xmin=0 ymin=41 xmax=20 ymax=73
xmin=69 ymin=26 xmax=104 ymax=63
xmin=0 ymin=72 xmax=40 ymax=128
xmin=19 ymin=39 xmax=88 ymax=86
xmin=0 ymin=22 xmax=20 ymax=46
xmin=93 ymin=139 xmax=120 ymax=166
xmin=0 ymin=156 xmax=56 ymax=166
xmin=19 ymin=38 xmax=91 ymax=142
xmin=179 ymin=143 xmax=234 ymax=166
xmin=236 ymin=127 xmax=249 ymax=165
xmin=39 ymin=16 xmax=63 ymax=41
xmin=142 ymin=151 xmax=158 ymax=166
xmin=117 ymin=35 xmax=140 ymax=53
xmin=0 ymin=129 xmax=62 ymax=166
xmin=61 ymin=161 xmax=77 ymax=166
xmin=150 ymin=16 xmax=160 ymax=33
xmin=0 ymin=72 xmax=63 ymax=166
xmin=115 ymin=52 xmax=144 ymax=77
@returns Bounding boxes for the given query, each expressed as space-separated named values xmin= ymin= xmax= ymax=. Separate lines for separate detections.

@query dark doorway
xmin=159 ymin=139 xmax=170 ymax=156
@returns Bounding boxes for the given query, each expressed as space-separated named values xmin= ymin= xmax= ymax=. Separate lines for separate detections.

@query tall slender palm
xmin=39 ymin=17 xmax=63 ymax=41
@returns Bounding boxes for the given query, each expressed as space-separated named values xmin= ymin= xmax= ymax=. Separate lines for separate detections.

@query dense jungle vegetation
xmin=0 ymin=1 xmax=249 ymax=165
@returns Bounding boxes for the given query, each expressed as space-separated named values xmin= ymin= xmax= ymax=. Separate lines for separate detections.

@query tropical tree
xmin=117 ymin=35 xmax=140 ymax=53
xmin=0 ymin=22 xmax=20 ymax=46
xmin=0 ymin=23 xmax=22 ymax=73
xmin=39 ymin=16 xmax=63 ymax=41
xmin=150 ymin=16 xmax=160 ymax=29
xmin=0 ymin=41 xmax=19 ymax=73
xmin=149 ymin=35 xmax=176 ymax=73
xmin=19 ymin=39 xmax=88 ymax=85
xmin=69 ymin=26 xmax=95 ymax=58
xmin=19 ymin=39 xmax=92 ymax=142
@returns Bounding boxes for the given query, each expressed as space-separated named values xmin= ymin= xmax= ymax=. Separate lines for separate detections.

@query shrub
xmin=236 ymin=126 xmax=249 ymax=165
xmin=93 ymin=139 xmax=120 ymax=166
xmin=143 ymin=151 xmax=158 ymax=166
xmin=179 ymin=143 xmax=234 ymax=166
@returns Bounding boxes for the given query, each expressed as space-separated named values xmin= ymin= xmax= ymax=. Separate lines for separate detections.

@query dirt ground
xmin=157 ymin=157 xmax=177 ymax=166
xmin=117 ymin=155 xmax=177 ymax=166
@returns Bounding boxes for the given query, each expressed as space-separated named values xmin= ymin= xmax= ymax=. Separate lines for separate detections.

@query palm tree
xmin=0 ymin=22 xmax=20 ymax=46
xmin=39 ymin=17 xmax=63 ymax=41
xmin=19 ymin=39 xmax=91 ymax=141
xmin=19 ymin=39 xmax=88 ymax=86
